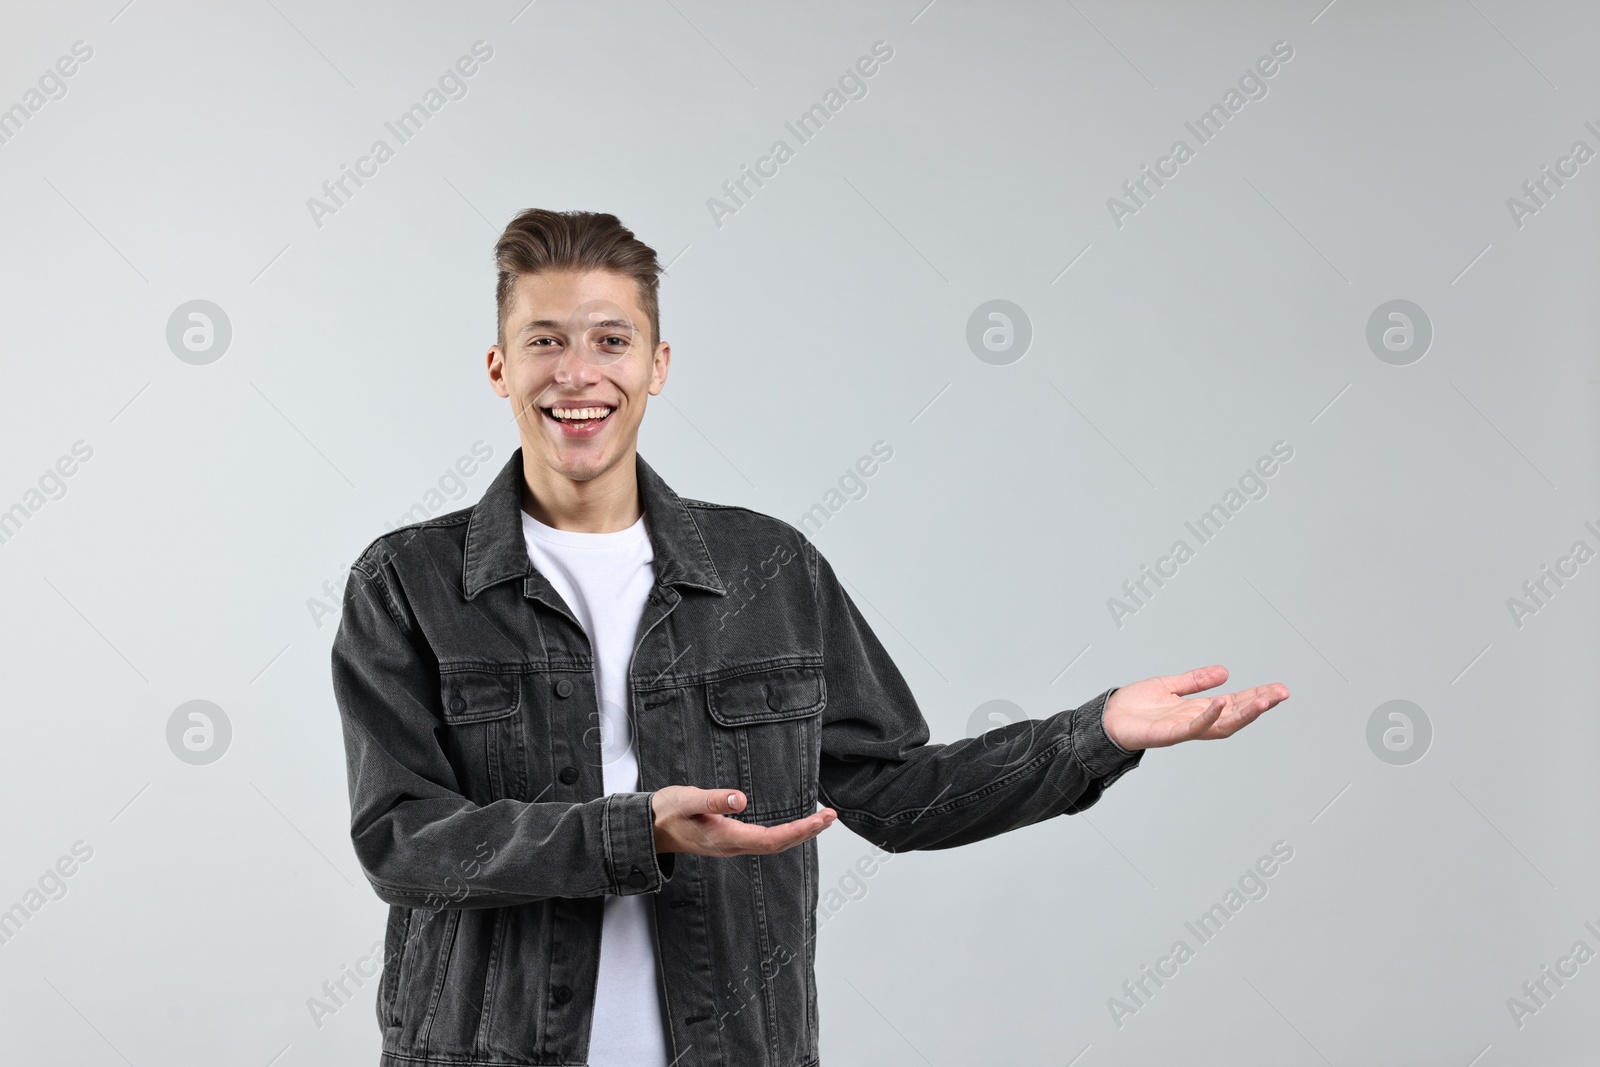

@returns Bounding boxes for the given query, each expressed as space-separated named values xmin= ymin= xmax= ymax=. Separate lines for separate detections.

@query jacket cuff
xmin=1071 ymin=686 xmax=1143 ymax=785
xmin=603 ymin=791 xmax=674 ymax=894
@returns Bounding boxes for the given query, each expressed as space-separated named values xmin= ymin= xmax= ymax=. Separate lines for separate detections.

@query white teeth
xmin=549 ymin=406 xmax=612 ymax=420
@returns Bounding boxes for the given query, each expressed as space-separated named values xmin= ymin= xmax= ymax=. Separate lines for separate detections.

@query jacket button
xmin=626 ymin=865 xmax=647 ymax=889
xmin=766 ymin=688 xmax=782 ymax=711
xmin=555 ymin=679 xmax=574 ymax=698
xmin=559 ymin=765 xmax=578 ymax=784
xmin=552 ymin=984 xmax=573 ymax=1004
xmin=448 ymin=696 xmax=466 ymax=713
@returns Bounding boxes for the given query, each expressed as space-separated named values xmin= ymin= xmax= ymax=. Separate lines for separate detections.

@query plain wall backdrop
xmin=1 ymin=1 xmax=1597 ymax=1064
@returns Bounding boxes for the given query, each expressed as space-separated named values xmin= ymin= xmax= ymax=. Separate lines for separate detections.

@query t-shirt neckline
xmin=520 ymin=509 xmax=648 ymax=549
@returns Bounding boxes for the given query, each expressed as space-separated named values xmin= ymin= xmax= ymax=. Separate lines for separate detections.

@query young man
xmin=330 ymin=209 xmax=1289 ymax=1067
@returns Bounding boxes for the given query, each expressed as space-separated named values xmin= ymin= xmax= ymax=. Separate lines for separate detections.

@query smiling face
xmin=488 ymin=268 xmax=670 ymax=486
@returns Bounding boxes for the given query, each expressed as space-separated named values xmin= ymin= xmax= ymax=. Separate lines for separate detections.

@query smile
xmin=539 ymin=404 xmax=615 ymax=438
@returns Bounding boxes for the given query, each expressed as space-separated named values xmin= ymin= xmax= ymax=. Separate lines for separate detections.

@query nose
xmin=550 ymin=339 xmax=603 ymax=383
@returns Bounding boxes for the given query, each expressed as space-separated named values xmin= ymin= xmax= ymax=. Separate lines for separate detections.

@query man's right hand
xmin=651 ymin=785 xmax=836 ymax=857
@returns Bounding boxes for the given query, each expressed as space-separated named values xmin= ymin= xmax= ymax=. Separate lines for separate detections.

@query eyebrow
xmin=516 ymin=317 xmax=634 ymax=337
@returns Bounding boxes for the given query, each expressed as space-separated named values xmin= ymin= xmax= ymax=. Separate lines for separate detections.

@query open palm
xmin=1103 ymin=665 xmax=1289 ymax=752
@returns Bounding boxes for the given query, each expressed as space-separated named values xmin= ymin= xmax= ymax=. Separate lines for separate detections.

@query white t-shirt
xmin=520 ymin=509 xmax=669 ymax=1067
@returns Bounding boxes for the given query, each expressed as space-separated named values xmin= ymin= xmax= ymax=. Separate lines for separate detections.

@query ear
xmin=648 ymin=340 xmax=671 ymax=395
xmin=487 ymin=344 xmax=510 ymax=398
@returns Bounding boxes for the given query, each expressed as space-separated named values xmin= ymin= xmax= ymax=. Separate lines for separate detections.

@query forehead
xmin=506 ymin=269 xmax=643 ymax=328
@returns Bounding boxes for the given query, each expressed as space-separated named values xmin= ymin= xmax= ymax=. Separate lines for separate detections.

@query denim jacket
xmin=330 ymin=446 xmax=1143 ymax=1067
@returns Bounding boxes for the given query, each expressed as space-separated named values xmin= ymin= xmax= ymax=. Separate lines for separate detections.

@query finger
xmin=752 ymin=808 xmax=837 ymax=852
xmin=707 ymin=808 xmax=838 ymax=855
xmin=1225 ymin=683 xmax=1288 ymax=707
xmin=700 ymin=788 xmax=746 ymax=815
xmin=1213 ymin=691 xmax=1277 ymax=735
xmin=1191 ymin=684 xmax=1282 ymax=736
xmin=703 ymin=814 xmax=825 ymax=857
xmin=1186 ymin=697 xmax=1225 ymax=738
xmin=766 ymin=809 xmax=839 ymax=851
xmin=1163 ymin=665 xmax=1229 ymax=697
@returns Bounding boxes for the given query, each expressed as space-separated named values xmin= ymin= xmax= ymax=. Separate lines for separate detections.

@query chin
xmin=539 ymin=444 xmax=612 ymax=482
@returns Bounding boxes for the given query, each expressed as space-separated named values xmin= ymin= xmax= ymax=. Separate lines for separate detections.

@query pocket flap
xmin=707 ymin=664 xmax=825 ymax=726
xmin=440 ymin=669 xmax=520 ymax=724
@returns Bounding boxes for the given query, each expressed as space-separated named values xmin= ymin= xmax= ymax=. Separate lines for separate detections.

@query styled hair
xmin=493 ymin=209 xmax=662 ymax=352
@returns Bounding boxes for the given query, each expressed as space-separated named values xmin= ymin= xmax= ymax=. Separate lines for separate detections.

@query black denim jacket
xmin=330 ymin=446 xmax=1143 ymax=1067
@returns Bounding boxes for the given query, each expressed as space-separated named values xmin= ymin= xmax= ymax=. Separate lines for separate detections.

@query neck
xmin=520 ymin=446 xmax=642 ymax=533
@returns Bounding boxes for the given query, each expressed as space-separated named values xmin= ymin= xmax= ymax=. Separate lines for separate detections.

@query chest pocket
xmin=439 ymin=668 xmax=526 ymax=803
xmin=706 ymin=664 xmax=825 ymax=825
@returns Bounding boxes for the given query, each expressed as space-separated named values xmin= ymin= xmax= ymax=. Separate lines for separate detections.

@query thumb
xmin=706 ymin=788 xmax=746 ymax=814
xmin=1165 ymin=665 xmax=1228 ymax=697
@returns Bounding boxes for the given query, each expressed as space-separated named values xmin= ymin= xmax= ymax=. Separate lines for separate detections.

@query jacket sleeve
xmin=330 ymin=555 xmax=674 ymax=910
xmin=806 ymin=539 xmax=1143 ymax=853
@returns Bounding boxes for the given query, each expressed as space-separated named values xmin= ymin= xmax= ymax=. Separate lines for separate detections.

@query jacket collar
xmin=462 ymin=446 xmax=726 ymax=600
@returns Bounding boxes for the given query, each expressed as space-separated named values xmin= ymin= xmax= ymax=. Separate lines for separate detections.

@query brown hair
xmin=493 ymin=209 xmax=662 ymax=352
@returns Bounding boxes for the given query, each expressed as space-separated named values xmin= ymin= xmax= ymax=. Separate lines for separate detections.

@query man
xmin=330 ymin=208 xmax=1289 ymax=1067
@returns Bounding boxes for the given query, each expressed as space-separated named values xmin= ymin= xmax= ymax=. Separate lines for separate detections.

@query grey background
xmin=2 ymin=0 xmax=1596 ymax=1064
